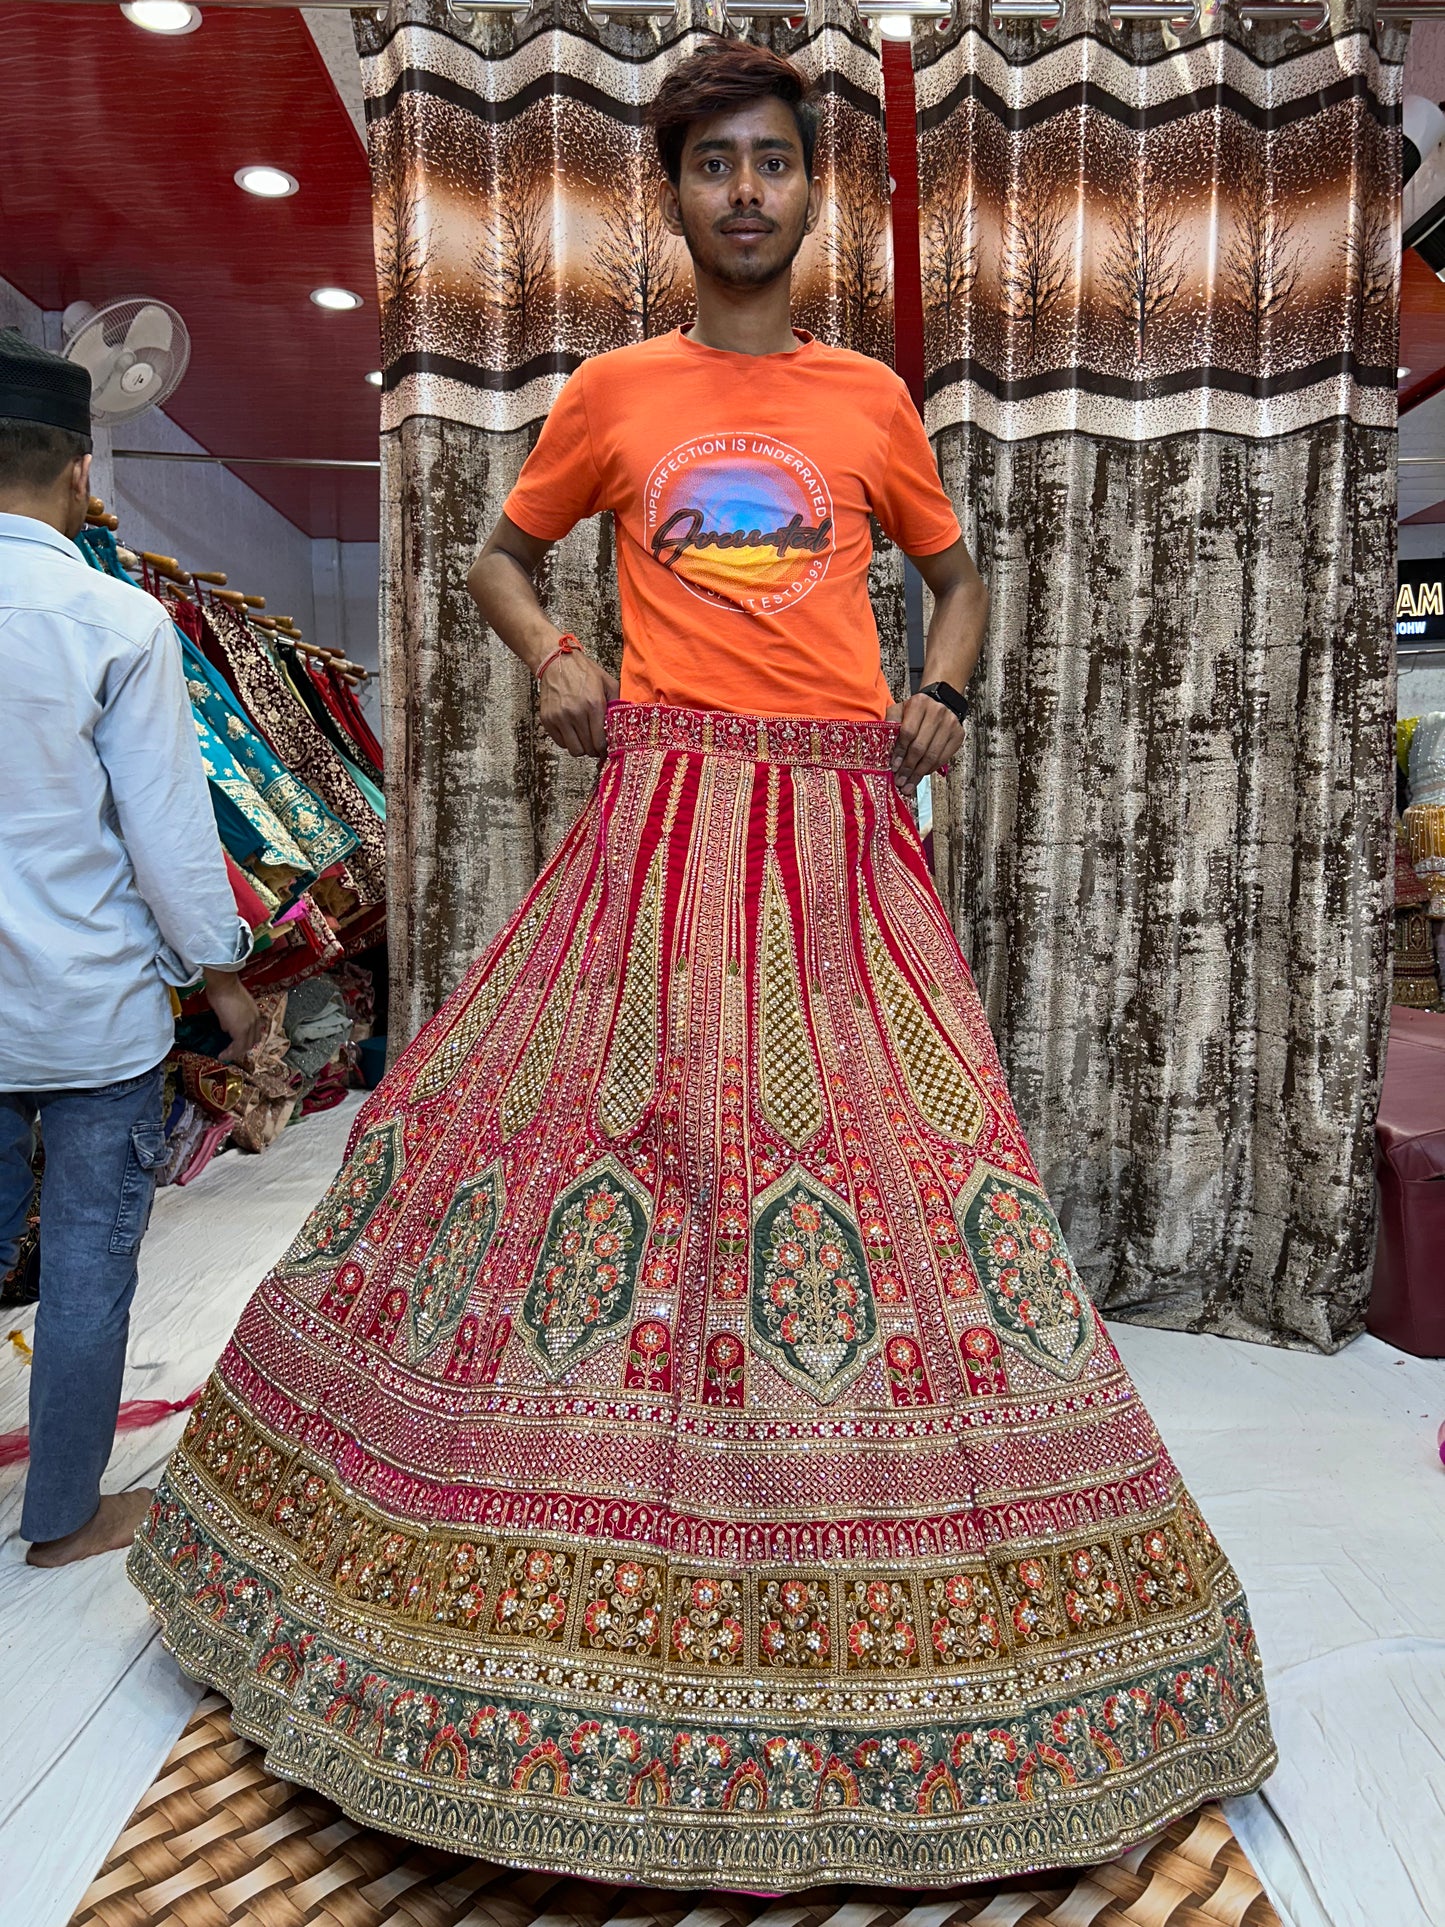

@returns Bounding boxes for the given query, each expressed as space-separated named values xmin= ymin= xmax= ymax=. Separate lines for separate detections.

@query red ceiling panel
xmin=0 ymin=3 xmax=380 ymax=539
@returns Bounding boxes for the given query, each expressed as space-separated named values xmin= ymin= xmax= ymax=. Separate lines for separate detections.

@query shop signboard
xmin=1397 ymin=561 xmax=1445 ymax=641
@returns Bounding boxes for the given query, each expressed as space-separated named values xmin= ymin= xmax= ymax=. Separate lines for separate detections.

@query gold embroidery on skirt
xmin=598 ymin=850 xmax=663 ymax=1139
xmin=757 ymin=857 xmax=824 ymax=1149
xmin=500 ymin=886 xmax=590 ymax=1140
xmin=412 ymin=872 xmax=562 ymax=1104
xmin=865 ymin=904 xmax=985 ymax=1143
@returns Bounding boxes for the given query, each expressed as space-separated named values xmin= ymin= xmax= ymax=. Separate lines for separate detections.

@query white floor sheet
xmin=0 ymin=1096 xmax=1440 ymax=1927
xmin=0 ymin=1094 xmax=365 ymax=1927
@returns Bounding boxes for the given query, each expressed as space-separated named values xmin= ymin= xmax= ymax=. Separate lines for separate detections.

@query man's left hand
xmin=887 ymin=693 xmax=965 ymax=797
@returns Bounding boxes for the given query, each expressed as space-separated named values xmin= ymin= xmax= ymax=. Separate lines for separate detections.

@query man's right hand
xmin=202 ymin=968 xmax=268 ymax=1065
xmin=537 ymin=649 xmax=620 ymax=758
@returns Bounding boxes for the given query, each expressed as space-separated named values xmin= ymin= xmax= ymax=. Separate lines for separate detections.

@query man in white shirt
xmin=0 ymin=330 xmax=265 ymax=1567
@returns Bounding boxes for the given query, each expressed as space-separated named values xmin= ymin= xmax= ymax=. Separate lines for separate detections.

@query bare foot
xmin=25 ymin=1488 xmax=155 ymax=1568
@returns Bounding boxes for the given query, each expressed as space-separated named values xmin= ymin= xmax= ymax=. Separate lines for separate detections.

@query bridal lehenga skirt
xmin=131 ymin=702 xmax=1275 ymax=1889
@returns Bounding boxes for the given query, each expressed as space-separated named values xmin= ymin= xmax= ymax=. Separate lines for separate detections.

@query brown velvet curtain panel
xmin=356 ymin=0 xmax=899 ymax=1046
xmin=914 ymin=3 xmax=1401 ymax=1348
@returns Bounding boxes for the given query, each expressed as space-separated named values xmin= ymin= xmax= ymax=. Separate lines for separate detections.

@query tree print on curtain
xmin=355 ymin=0 xmax=898 ymax=1046
xmin=914 ymin=5 xmax=1400 ymax=1349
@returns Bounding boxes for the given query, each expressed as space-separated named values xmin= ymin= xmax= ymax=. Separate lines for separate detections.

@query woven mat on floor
xmin=71 ymin=1695 xmax=1280 ymax=1927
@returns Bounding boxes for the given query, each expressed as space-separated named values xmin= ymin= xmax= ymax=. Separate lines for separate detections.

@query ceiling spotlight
xmin=310 ymin=287 xmax=363 ymax=311
xmin=876 ymin=12 xmax=914 ymax=35
xmin=121 ymin=2 xmax=202 ymax=33
xmin=235 ymin=165 xmax=298 ymax=199
xmin=365 ymin=370 xmax=384 ymax=386
xmin=1399 ymin=366 xmax=1412 ymax=381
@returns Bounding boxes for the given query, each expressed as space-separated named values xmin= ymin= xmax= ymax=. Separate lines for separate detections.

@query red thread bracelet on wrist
xmin=535 ymin=634 xmax=581 ymax=683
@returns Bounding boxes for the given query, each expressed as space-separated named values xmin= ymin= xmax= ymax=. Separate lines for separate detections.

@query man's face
xmin=661 ymin=96 xmax=819 ymax=290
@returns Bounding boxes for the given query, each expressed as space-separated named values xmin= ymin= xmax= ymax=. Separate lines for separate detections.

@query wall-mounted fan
xmin=61 ymin=298 xmax=191 ymax=424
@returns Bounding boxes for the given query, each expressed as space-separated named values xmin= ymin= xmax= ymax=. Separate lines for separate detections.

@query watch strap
xmin=919 ymin=679 xmax=970 ymax=723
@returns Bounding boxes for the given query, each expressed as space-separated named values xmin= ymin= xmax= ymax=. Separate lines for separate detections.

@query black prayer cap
xmin=0 ymin=327 xmax=92 ymax=436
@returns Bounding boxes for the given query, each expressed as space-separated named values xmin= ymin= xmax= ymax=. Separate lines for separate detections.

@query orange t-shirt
xmin=502 ymin=328 xmax=961 ymax=722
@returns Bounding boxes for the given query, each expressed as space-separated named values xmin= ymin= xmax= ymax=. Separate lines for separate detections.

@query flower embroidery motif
xmin=845 ymin=1578 xmax=919 ymax=1671
xmin=959 ymin=1324 xmax=1008 ymax=1396
xmin=1000 ymin=1555 xmax=1069 ymax=1646
xmin=1063 ymin=1544 xmax=1129 ymax=1631
xmin=884 ymin=1333 xmax=934 ymax=1406
xmin=406 ymin=1164 xmax=502 ymax=1364
xmin=520 ymin=1160 xmax=649 ymax=1379
xmin=749 ymin=1173 xmax=878 ymax=1403
xmin=1127 ymin=1523 xmax=1200 ymax=1615
xmin=581 ymin=1557 xmax=664 ymax=1656
xmin=758 ymin=1574 xmax=831 ymax=1669
xmin=422 ymin=1540 xmax=491 ymax=1629
xmin=622 ymin=1318 xmax=673 ymax=1393
xmin=670 ymin=1574 xmax=745 ymax=1668
xmin=280 ymin=1119 xmax=402 ymax=1273
xmin=701 ymin=1331 xmax=745 ymax=1407
xmin=959 ymin=1175 xmax=1094 ymax=1379
xmin=927 ymin=1570 xmax=1005 ymax=1664
xmin=494 ymin=1546 xmax=573 ymax=1643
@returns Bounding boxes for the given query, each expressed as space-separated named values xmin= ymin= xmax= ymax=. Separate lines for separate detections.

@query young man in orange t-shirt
xmin=469 ymin=41 xmax=988 ymax=778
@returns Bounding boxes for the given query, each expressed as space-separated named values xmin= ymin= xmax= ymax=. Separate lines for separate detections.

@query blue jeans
xmin=0 ymin=1066 xmax=167 ymax=1543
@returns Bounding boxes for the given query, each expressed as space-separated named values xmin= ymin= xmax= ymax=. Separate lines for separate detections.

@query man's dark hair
xmin=0 ymin=417 xmax=91 ymax=492
xmin=650 ymin=40 xmax=817 ymax=187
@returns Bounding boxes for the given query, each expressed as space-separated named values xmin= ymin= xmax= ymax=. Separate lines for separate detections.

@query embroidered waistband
xmin=606 ymin=702 xmax=897 ymax=772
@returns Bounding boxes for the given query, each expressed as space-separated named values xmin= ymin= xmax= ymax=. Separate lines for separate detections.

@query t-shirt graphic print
xmin=504 ymin=328 xmax=961 ymax=723
xmin=645 ymin=433 xmax=834 ymax=617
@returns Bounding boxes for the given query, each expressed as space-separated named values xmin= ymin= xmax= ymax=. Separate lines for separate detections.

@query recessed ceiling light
xmin=365 ymin=370 xmax=383 ymax=387
xmin=1399 ymin=366 xmax=1412 ymax=380
xmin=121 ymin=2 xmax=201 ymax=33
xmin=876 ymin=13 xmax=914 ymax=36
xmin=310 ymin=287 xmax=363 ymax=311
xmin=235 ymin=165 xmax=298 ymax=199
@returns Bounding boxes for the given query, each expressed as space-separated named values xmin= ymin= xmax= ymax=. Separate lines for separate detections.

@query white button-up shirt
xmin=0 ymin=512 xmax=250 ymax=1089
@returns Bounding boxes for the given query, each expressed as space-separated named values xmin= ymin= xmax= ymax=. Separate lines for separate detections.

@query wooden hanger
xmin=191 ymin=570 xmax=228 ymax=587
xmin=138 ymin=550 xmax=192 ymax=587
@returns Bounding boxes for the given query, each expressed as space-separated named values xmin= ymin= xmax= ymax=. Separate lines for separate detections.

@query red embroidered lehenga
xmin=130 ymin=703 xmax=1274 ymax=1889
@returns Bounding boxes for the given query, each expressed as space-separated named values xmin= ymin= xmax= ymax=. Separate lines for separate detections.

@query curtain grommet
xmin=1237 ymin=0 xmax=1330 ymax=25
xmin=1107 ymin=1 xmax=1200 ymax=25
xmin=583 ymin=0 xmax=681 ymax=17
xmin=988 ymin=0 xmax=1065 ymax=27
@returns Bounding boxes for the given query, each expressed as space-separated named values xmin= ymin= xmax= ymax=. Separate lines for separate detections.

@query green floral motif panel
xmin=750 ymin=1172 xmax=878 ymax=1403
xmin=407 ymin=1164 xmax=503 ymax=1363
xmin=520 ymin=1159 xmax=649 ymax=1379
xmin=959 ymin=1173 xmax=1094 ymax=1379
xmin=280 ymin=1119 xmax=403 ymax=1275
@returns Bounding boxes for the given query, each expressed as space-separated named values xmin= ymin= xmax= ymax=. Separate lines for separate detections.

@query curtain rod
xmin=14 ymin=0 xmax=1445 ymax=15
xmin=112 ymin=451 xmax=381 ymax=470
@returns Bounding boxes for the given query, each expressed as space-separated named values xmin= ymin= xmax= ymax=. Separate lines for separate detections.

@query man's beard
xmin=677 ymin=205 xmax=809 ymax=288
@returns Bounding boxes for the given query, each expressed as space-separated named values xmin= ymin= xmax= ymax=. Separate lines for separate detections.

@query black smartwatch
xmin=918 ymin=679 xmax=970 ymax=724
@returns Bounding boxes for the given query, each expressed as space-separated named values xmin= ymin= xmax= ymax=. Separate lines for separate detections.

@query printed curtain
xmin=913 ymin=4 xmax=1401 ymax=1348
xmin=356 ymin=0 xmax=898 ymax=1044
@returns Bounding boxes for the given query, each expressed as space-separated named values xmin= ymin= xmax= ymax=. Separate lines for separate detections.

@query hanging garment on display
xmin=131 ymin=701 xmax=1274 ymax=1889
xmin=355 ymin=0 xmax=900 ymax=1041
xmin=179 ymin=631 xmax=360 ymax=879
xmin=188 ymin=697 xmax=315 ymax=885
xmin=280 ymin=642 xmax=383 ymax=788
xmin=71 ymin=521 xmax=385 ymax=1151
xmin=203 ymin=601 xmax=388 ymax=906
xmin=913 ymin=2 xmax=1399 ymax=1349
xmin=309 ymin=657 xmax=385 ymax=779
